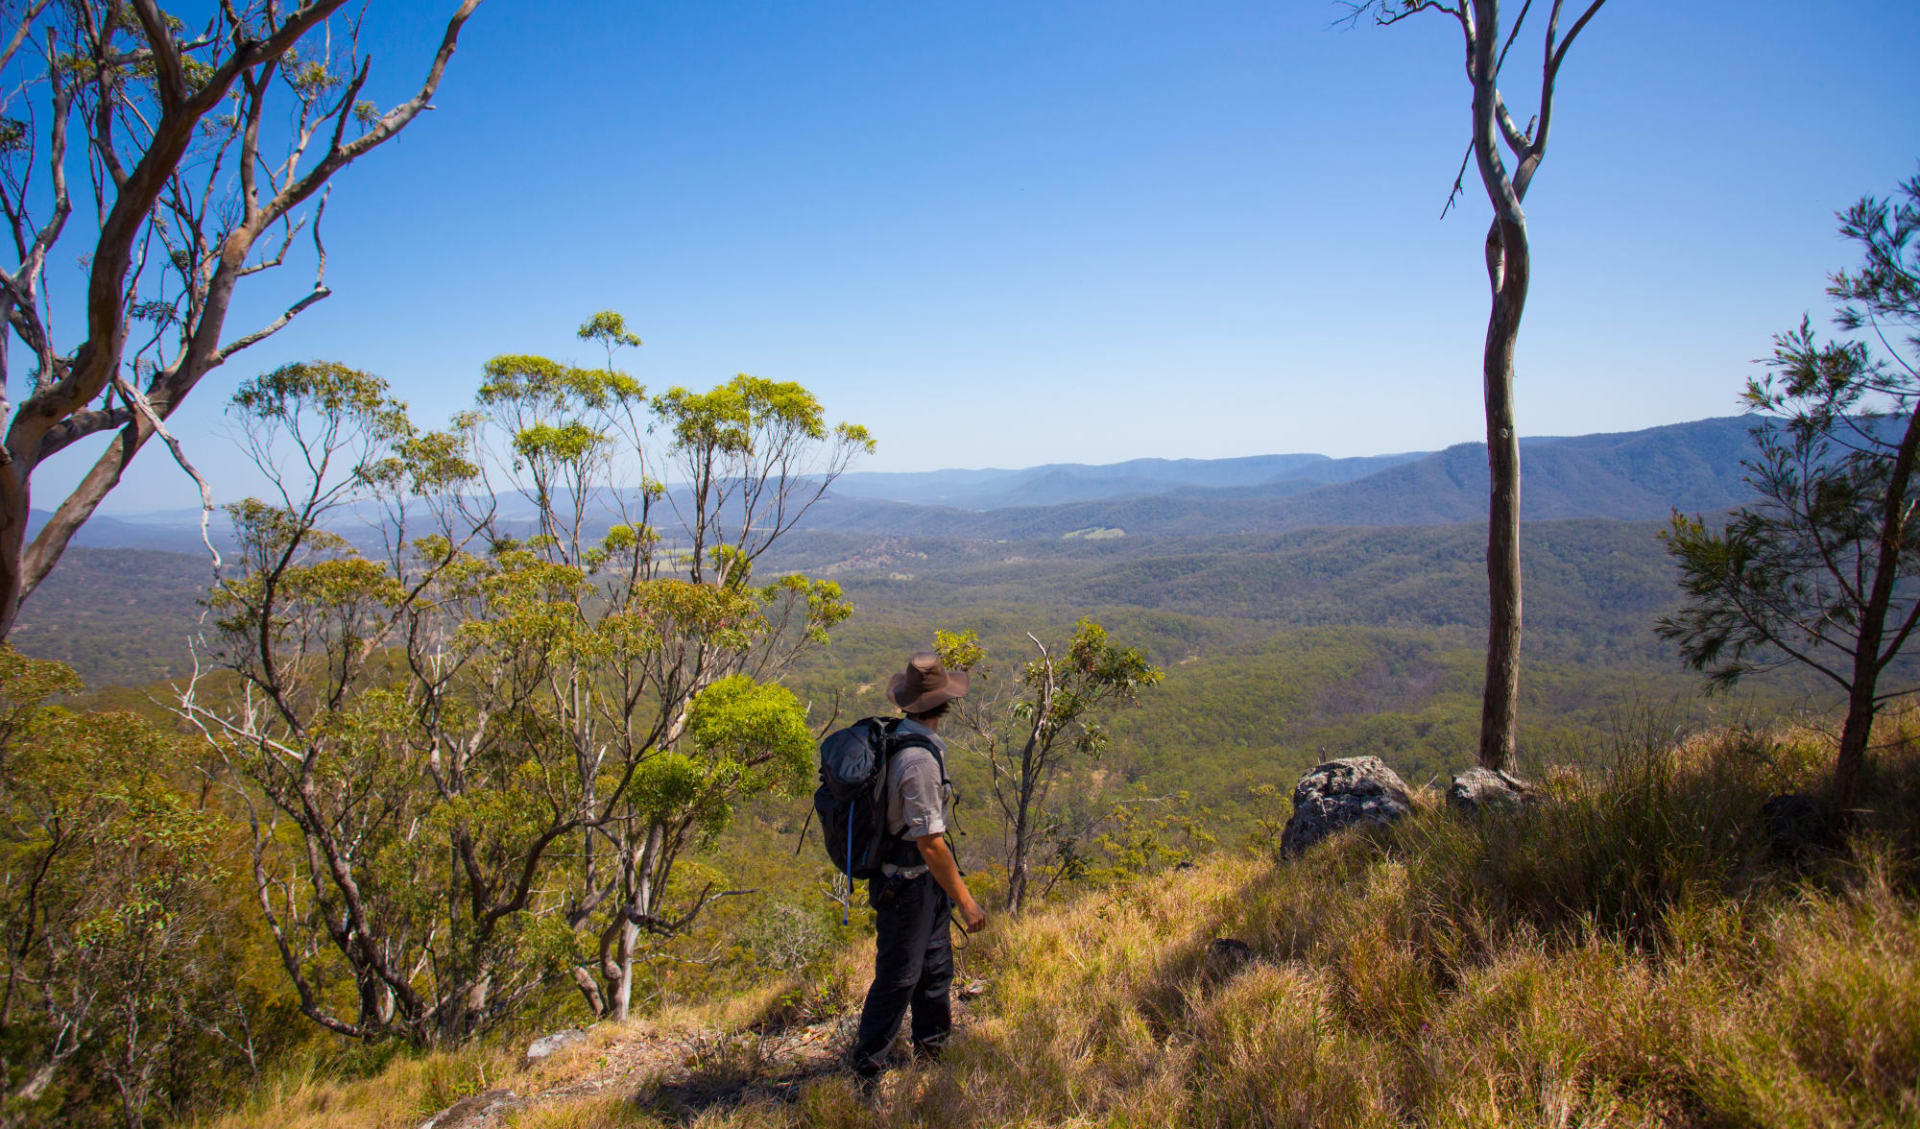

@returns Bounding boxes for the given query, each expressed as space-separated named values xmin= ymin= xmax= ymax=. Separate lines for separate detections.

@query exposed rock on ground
xmin=1447 ymin=766 xmax=1532 ymax=813
xmin=1205 ymin=937 xmax=1254 ymax=980
xmin=418 ymin=1089 xmax=522 ymax=1129
xmin=1280 ymin=756 xmax=1413 ymax=857
xmin=525 ymin=1027 xmax=590 ymax=1063
xmin=416 ymin=1020 xmax=852 ymax=1129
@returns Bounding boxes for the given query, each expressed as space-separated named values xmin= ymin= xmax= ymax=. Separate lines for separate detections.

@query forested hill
xmin=799 ymin=416 xmax=1759 ymax=538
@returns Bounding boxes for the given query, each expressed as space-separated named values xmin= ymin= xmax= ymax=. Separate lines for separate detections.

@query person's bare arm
xmin=916 ymin=834 xmax=986 ymax=931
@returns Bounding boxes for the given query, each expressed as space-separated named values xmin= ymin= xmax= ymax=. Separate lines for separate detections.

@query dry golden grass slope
xmin=205 ymin=717 xmax=1920 ymax=1129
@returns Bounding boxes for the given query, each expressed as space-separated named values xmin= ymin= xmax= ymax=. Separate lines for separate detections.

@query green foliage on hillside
xmin=765 ymin=520 xmax=1827 ymax=846
xmin=10 ymin=522 xmax=1835 ymax=872
xmin=0 ymin=649 xmax=304 ymax=1129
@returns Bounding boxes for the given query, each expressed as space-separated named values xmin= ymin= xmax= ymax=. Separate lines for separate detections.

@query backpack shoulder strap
xmin=872 ymin=719 xmax=948 ymax=818
xmin=881 ymin=718 xmax=945 ymax=777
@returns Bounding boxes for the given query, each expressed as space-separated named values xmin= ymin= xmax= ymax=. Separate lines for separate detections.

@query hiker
xmin=848 ymin=651 xmax=989 ymax=1082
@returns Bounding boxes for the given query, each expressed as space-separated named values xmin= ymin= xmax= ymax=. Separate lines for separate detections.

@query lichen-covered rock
xmin=525 ymin=1027 xmax=589 ymax=1063
xmin=1447 ymin=766 xmax=1532 ymax=813
xmin=418 ymin=1089 xmax=522 ymax=1129
xmin=1280 ymin=756 xmax=1413 ymax=858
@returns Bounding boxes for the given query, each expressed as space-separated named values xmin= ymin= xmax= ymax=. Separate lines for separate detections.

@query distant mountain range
xmin=797 ymin=416 xmax=1762 ymax=539
xmin=824 ymin=450 xmax=1430 ymax=509
xmin=24 ymin=509 xmax=231 ymax=556
xmin=45 ymin=415 xmax=1765 ymax=552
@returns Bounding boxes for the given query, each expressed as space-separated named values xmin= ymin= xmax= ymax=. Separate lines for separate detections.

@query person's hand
xmin=958 ymin=898 xmax=987 ymax=932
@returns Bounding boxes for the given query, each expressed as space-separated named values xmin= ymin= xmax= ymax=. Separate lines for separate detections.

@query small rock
xmin=1204 ymin=937 xmax=1254 ymax=980
xmin=525 ymin=1028 xmax=589 ymax=1063
xmin=1447 ymin=766 xmax=1532 ymax=814
xmin=418 ymin=1088 xmax=521 ymax=1129
xmin=957 ymin=978 xmax=988 ymax=1000
xmin=1759 ymin=793 xmax=1837 ymax=861
xmin=1280 ymin=756 xmax=1413 ymax=858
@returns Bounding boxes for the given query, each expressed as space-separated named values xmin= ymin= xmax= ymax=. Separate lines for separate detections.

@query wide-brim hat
xmin=888 ymin=652 xmax=969 ymax=713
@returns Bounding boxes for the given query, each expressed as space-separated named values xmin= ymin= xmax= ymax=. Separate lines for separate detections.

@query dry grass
xmin=206 ymin=717 xmax=1920 ymax=1129
xmin=195 ymin=1044 xmax=520 ymax=1129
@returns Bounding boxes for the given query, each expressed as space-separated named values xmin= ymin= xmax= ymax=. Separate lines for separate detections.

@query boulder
xmin=1204 ymin=937 xmax=1254 ymax=980
xmin=1447 ymin=766 xmax=1532 ymax=813
xmin=1280 ymin=756 xmax=1413 ymax=858
xmin=525 ymin=1027 xmax=589 ymax=1063
xmin=417 ymin=1089 xmax=522 ymax=1129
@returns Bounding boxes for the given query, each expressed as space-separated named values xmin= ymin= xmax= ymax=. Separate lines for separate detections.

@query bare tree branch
xmin=112 ymin=372 xmax=219 ymax=573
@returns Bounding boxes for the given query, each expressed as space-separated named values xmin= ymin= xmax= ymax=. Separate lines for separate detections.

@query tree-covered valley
xmin=16 ymin=495 xmax=1833 ymax=827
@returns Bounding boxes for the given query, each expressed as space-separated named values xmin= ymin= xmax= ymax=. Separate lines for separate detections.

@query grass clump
xmin=196 ymin=1044 xmax=517 ymax=1129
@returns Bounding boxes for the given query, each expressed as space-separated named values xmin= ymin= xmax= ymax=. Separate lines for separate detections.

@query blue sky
xmin=60 ymin=0 xmax=1920 ymax=513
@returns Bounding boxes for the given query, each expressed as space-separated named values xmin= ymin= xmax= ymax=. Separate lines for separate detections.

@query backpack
xmin=813 ymin=717 xmax=941 ymax=890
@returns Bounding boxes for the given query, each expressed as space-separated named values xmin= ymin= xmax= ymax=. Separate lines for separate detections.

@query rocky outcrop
xmin=1280 ymin=756 xmax=1413 ymax=857
xmin=525 ymin=1028 xmax=589 ymax=1063
xmin=1447 ymin=766 xmax=1532 ymax=813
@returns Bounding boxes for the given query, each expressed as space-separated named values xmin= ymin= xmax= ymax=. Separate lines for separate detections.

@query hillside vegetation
xmin=208 ymin=713 xmax=1920 ymax=1129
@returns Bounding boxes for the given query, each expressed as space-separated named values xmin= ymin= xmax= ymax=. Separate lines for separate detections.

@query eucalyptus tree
xmin=0 ymin=0 xmax=485 ymax=640
xmin=180 ymin=361 xmax=569 ymax=1044
xmin=1661 ymin=173 xmax=1920 ymax=809
xmin=1345 ymin=0 xmax=1608 ymax=770
xmin=474 ymin=314 xmax=870 ymax=1021
xmin=181 ymin=322 xmax=871 ymax=1040
xmin=941 ymin=621 xmax=1163 ymax=916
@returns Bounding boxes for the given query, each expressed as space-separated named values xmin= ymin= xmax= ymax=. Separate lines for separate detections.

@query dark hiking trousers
xmin=850 ymin=871 xmax=952 ymax=1076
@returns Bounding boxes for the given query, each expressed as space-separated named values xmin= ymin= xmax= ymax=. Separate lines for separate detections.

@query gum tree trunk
xmin=1006 ymin=800 xmax=1031 ymax=916
xmin=1477 ymin=215 xmax=1529 ymax=771
xmin=1456 ymin=0 xmax=1608 ymax=769
xmin=0 ymin=0 xmax=485 ymax=640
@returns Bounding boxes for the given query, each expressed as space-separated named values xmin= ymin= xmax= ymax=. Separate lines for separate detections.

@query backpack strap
xmin=884 ymin=718 xmax=945 ymax=773
xmin=874 ymin=718 xmax=948 ymax=867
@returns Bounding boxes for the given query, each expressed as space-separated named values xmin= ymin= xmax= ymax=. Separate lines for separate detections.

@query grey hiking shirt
xmin=881 ymin=718 xmax=952 ymax=878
